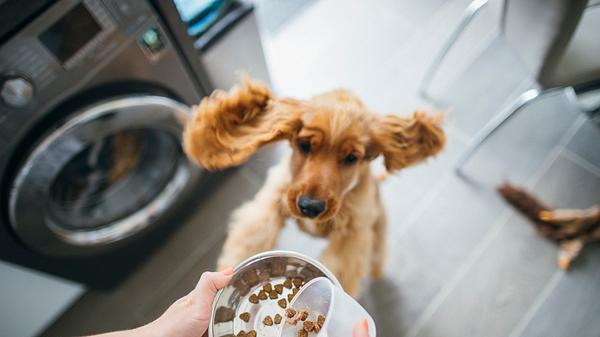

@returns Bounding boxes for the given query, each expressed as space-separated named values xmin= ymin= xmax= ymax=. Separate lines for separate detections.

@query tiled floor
xmin=42 ymin=0 xmax=600 ymax=336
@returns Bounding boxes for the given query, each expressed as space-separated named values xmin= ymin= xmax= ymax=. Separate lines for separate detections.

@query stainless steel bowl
xmin=209 ymin=250 xmax=341 ymax=337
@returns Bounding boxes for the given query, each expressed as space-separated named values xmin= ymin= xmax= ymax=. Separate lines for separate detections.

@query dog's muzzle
xmin=298 ymin=195 xmax=326 ymax=218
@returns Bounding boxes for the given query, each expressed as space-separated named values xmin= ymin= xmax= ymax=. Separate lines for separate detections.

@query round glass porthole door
xmin=8 ymin=95 xmax=199 ymax=256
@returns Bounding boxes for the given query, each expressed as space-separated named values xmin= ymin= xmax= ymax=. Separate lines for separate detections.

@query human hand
xmin=353 ymin=318 xmax=370 ymax=337
xmin=143 ymin=267 xmax=233 ymax=337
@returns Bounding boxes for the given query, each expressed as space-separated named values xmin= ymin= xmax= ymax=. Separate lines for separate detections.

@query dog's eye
xmin=343 ymin=154 xmax=358 ymax=165
xmin=298 ymin=140 xmax=311 ymax=154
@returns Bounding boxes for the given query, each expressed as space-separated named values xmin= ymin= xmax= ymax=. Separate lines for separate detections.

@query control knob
xmin=1 ymin=76 xmax=34 ymax=108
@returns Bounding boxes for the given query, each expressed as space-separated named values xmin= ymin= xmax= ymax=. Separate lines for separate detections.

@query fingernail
xmin=220 ymin=267 xmax=234 ymax=275
xmin=362 ymin=319 xmax=369 ymax=330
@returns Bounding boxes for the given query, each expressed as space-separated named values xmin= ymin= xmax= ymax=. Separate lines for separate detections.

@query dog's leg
xmin=370 ymin=210 xmax=387 ymax=280
xmin=217 ymin=157 xmax=291 ymax=270
xmin=321 ymin=227 xmax=373 ymax=298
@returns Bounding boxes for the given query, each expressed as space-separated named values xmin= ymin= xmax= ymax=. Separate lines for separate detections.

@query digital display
xmin=39 ymin=3 xmax=102 ymax=63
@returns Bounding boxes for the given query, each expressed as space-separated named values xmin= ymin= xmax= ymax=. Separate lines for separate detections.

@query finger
xmin=191 ymin=269 xmax=233 ymax=313
xmin=352 ymin=319 xmax=369 ymax=337
xmin=195 ymin=268 xmax=233 ymax=294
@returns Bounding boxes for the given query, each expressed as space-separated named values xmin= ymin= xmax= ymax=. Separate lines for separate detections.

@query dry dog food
xmin=246 ymin=331 xmax=257 ymax=337
xmin=297 ymin=309 xmax=309 ymax=321
xmin=284 ymin=307 xmax=326 ymax=336
xmin=263 ymin=315 xmax=273 ymax=326
xmin=263 ymin=282 xmax=273 ymax=293
xmin=303 ymin=320 xmax=314 ymax=332
xmin=239 ymin=312 xmax=250 ymax=322
xmin=215 ymin=306 xmax=235 ymax=323
xmin=249 ymin=294 xmax=259 ymax=304
xmin=278 ymin=298 xmax=287 ymax=309
xmin=274 ymin=314 xmax=282 ymax=325
xmin=293 ymin=278 xmax=303 ymax=288
xmin=274 ymin=284 xmax=284 ymax=294
xmin=258 ymin=290 xmax=268 ymax=300
xmin=269 ymin=290 xmax=279 ymax=299
xmin=285 ymin=308 xmax=297 ymax=318
xmin=316 ymin=315 xmax=325 ymax=326
xmin=283 ymin=278 xmax=293 ymax=289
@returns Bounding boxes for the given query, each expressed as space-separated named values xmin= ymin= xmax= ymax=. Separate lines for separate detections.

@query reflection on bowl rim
xmin=209 ymin=250 xmax=341 ymax=337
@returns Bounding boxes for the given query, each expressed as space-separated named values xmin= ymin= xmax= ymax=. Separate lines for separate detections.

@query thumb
xmin=190 ymin=268 xmax=234 ymax=318
xmin=353 ymin=319 xmax=370 ymax=337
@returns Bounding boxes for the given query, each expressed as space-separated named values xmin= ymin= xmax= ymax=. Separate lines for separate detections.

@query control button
xmin=1 ymin=77 xmax=34 ymax=108
xmin=140 ymin=27 xmax=165 ymax=54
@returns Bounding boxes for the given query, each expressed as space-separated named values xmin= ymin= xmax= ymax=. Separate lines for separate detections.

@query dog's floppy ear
xmin=370 ymin=111 xmax=446 ymax=173
xmin=183 ymin=78 xmax=303 ymax=170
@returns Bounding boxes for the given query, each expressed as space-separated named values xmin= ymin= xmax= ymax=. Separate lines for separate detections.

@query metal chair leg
xmin=419 ymin=0 xmax=489 ymax=100
xmin=455 ymin=88 xmax=541 ymax=174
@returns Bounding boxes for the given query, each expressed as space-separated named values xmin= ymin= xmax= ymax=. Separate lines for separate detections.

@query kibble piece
xmin=297 ymin=330 xmax=308 ymax=337
xmin=283 ymin=278 xmax=293 ymax=289
xmin=313 ymin=324 xmax=321 ymax=333
xmin=286 ymin=317 xmax=298 ymax=325
xmin=277 ymin=298 xmax=287 ymax=309
xmin=274 ymin=314 xmax=282 ymax=324
xmin=239 ymin=312 xmax=250 ymax=322
xmin=263 ymin=315 xmax=273 ymax=326
xmin=274 ymin=284 xmax=284 ymax=294
xmin=285 ymin=308 xmax=297 ymax=318
xmin=269 ymin=290 xmax=279 ymax=299
xmin=317 ymin=315 xmax=326 ymax=326
xmin=293 ymin=278 xmax=303 ymax=288
xmin=215 ymin=306 xmax=235 ymax=323
xmin=246 ymin=331 xmax=257 ymax=337
xmin=287 ymin=293 xmax=295 ymax=302
xmin=303 ymin=320 xmax=315 ymax=332
xmin=297 ymin=309 xmax=309 ymax=321
xmin=258 ymin=290 xmax=268 ymax=300
xmin=292 ymin=287 xmax=299 ymax=295
xmin=263 ymin=282 xmax=273 ymax=293
xmin=236 ymin=330 xmax=246 ymax=337
xmin=249 ymin=294 xmax=259 ymax=304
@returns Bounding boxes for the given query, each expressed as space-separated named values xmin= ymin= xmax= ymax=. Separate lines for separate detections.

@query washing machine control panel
xmin=0 ymin=0 xmax=157 ymax=108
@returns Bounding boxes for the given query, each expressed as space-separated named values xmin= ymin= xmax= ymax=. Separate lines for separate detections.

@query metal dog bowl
xmin=209 ymin=250 xmax=341 ymax=337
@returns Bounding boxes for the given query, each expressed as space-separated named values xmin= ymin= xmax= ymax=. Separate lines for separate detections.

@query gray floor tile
xmin=380 ymin=0 xmax=451 ymax=26
xmin=566 ymin=118 xmax=600 ymax=170
xmin=137 ymin=235 xmax=227 ymax=323
xmin=441 ymin=37 xmax=535 ymax=137
xmin=264 ymin=0 xmax=416 ymax=98
xmin=410 ymin=153 xmax=600 ymax=337
xmin=515 ymin=245 xmax=600 ymax=337
xmin=254 ymin=0 xmax=316 ymax=35
xmin=362 ymin=174 xmax=508 ymax=335
xmin=413 ymin=214 xmax=557 ymax=337
xmin=461 ymin=89 xmax=581 ymax=187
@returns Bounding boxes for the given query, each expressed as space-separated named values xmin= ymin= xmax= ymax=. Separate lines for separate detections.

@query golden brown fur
xmin=183 ymin=79 xmax=446 ymax=297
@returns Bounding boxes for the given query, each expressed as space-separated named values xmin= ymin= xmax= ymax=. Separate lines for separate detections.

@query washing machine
xmin=0 ymin=0 xmax=212 ymax=287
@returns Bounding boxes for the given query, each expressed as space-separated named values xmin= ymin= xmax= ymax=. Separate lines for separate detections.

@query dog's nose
xmin=298 ymin=196 xmax=326 ymax=218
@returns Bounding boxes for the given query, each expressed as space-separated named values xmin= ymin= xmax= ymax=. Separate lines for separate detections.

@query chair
xmin=419 ymin=0 xmax=600 ymax=174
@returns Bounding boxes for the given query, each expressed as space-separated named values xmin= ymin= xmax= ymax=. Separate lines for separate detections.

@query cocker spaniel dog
xmin=183 ymin=78 xmax=445 ymax=297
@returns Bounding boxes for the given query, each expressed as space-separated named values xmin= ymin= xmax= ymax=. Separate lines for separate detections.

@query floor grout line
xmin=404 ymin=144 xmax=565 ymax=337
xmin=506 ymin=269 xmax=565 ymax=337
xmin=403 ymin=208 xmax=512 ymax=337
xmin=392 ymin=173 xmax=453 ymax=239
xmin=561 ymin=148 xmax=600 ymax=179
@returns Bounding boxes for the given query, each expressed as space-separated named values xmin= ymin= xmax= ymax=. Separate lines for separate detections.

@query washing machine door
xmin=9 ymin=95 xmax=199 ymax=256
